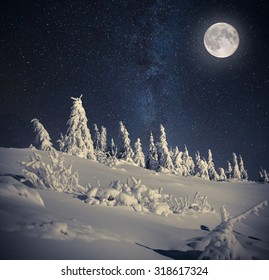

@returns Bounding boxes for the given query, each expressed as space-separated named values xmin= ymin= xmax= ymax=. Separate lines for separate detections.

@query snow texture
xmin=0 ymin=147 xmax=269 ymax=260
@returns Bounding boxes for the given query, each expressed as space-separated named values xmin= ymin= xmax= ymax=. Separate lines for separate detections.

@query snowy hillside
xmin=0 ymin=147 xmax=268 ymax=259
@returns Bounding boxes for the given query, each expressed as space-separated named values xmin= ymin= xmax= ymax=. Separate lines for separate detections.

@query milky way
xmin=0 ymin=0 xmax=269 ymax=179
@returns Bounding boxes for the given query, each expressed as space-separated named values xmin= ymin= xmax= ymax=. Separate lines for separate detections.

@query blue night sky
xmin=0 ymin=0 xmax=268 ymax=180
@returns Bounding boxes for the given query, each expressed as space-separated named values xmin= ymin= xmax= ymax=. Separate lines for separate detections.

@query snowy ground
xmin=0 ymin=147 xmax=268 ymax=259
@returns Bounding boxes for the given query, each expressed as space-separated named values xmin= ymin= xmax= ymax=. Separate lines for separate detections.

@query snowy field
xmin=0 ymin=147 xmax=268 ymax=260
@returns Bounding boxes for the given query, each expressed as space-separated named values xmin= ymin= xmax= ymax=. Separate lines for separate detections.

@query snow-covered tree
xmin=59 ymin=96 xmax=96 ymax=160
xmin=226 ymin=161 xmax=232 ymax=179
xmin=109 ymin=138 xmax=117 ymax=157
xmin=207 ymin=149 xmax=219 ymax=181
xmin=93 ymin=123 xmax=101 ymax=151
xmin=218 ymin=168 xmax=227 ymax=181
xmin=93 ymin=124 xmax=107 ymax=162
xmin=194 ymin=151 xmax=209 ymax=180
xmin=197 ymin=201 xmax=268 ymax=260
xmin=145 ymin=132 xmax=159 ymax=171
xmin=239 ymin=155 xmax=248 ymax=180
xmin=100 ymin=126 xmax=107 ymax=154
xmin=31 ymin=118 xmax=53 ymax=151
xmin=19 ymin=149 xmax=84 ymax=193
xmin=117 ymin=121 xmax=134 ymax=162
xmin=105 ymin=138 xmax=118 ymax=167
xmin=158 ymin=124 xmax=174 ymax=171
xmin=173 ymin=146 xmax=185 ymax=175
xmin=259 ymin=168 xmax=269 ymax=183
xmin=134 ymin=138 xmax=145 ymax=167
xmin=232 ymin=153 xmax=241 ymax=179
xmin=182 ymin=145 xmax=195 ymax=176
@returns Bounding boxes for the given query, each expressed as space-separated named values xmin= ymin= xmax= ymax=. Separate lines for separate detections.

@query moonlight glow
xmin=204 ymin=22 xmax=239 ymax=58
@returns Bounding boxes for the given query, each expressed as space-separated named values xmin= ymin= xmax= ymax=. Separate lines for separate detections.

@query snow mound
xmin=86 ymin=176 xmax=212 ymax=216
xmin=0 ymin=177 xmax=122 ymax=243
xmin=0 ymin=176 xmax=44 ymax=207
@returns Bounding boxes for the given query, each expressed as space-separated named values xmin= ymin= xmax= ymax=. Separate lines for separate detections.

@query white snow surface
xmin=0 ymin=147 xmax=269 ymax=259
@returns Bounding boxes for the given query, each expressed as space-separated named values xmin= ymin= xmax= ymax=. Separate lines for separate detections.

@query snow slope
xmin=0 ymin=147 xmax=268 ymax=259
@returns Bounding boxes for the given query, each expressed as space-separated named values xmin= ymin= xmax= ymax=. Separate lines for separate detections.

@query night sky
xmin=0 ymin=0 xmax=268 ymax=180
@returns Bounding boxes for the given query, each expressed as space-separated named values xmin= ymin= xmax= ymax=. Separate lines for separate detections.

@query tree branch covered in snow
xmin=86 ymin=176 xmax=213 ymax=216
xmin=19 ymin=150 xmax=84 ymax=193
xmin=228 ymin=200 xmax=268 ymax=225
xmin=194 ymin=201 xmax=268 ymax=260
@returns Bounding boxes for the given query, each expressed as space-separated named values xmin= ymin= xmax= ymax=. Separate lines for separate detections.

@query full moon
xmin=204 ymin=22 xmax=239 ymax=58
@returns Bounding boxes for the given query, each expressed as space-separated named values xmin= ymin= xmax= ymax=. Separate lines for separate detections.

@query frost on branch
xmin=19 ymin=150 xmax=84 ymax=193
xmin=194 ymin=200 xmax=268 ymax=260
xmin=86 ymin=176 xmax=213 ymax=216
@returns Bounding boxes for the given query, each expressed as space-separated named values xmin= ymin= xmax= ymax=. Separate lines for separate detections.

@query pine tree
xmin=109 ymin=138 xmax=117 ymax=157
xmin=207 ymin=149 xmax=219 ymax=181
xmin=134 ymin=138 xmax=145 ymax=167
xmin=31 ymin=118 xmax=53 ymax=151
xmin=232 ymin=153 xmax=241 ymax=179
xmin=105 ymin=138 xmax=118 ymax=167
xmin=158 ymin=124 xmax=174 ymax=171
xmin=145 ymin=132 xmax=159 ymax=171
xmin=226 ymin=161 xmax=232 ymax=179
xmin=173 ymin=146 xmax=184 ymax=175
xmin=59 ymin=96 xmax=96 ymax=160
xmin=100 ymin=126 xmax=107 ymax=154
xmin=182 ymin=145 xmax=195 ymax=176
xmin=259 ymin=168 xmax=269 ymax=183
xmin=194 ymin=151 xmax=209 ymax=180
xmin=239 ymin=155 xmax=248 ymax=180
xmin=93 ymin=123 xmax=101 ymax=151
xmin=218 ymin=168 xmax=227 ymax=181
xmin=118 ymin=121 xmax=134 ymax=162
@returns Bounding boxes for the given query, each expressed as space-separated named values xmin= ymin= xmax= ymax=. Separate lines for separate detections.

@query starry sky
xmin=0 ymin=0 xmax=268 ymax=180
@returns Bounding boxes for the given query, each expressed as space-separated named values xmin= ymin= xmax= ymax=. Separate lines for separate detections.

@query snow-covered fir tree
xmin=259 ymin=168 xmax=269 ymax=183
xmin=117 ymin=121 xmax=134 ymax=162
xmin=239 ymin=155 xmax=248 ymax=180
xmin=105 ymin=138 xmax=118 ymax=167
xmin=218 ymin=168 xmax=227 ymax=181
xmin=194 ymin=151 xmax=209 ymax=180
xmin=173 ymin=146 xmax=184 ymax=175
xmin=232 ymin=153 xmax=241 ymax=179
xmin=93 ymin=123 xmax=101 ymax=151
xmin=158 ymin=124 xmax=174 ymax=171
xmin=31 ymin=118 xmax=53 ymax=151
xmin=94 ymin=125 xmax=107 ymax=163
xmin=182 ymin=145 xmax=195 ymax=176
xmin=59 ymin=96 xmax=96 ymax=160
xmin=100 ymin=126 xmax=107 ymax=154
xmin=145 ymin=132 xmax=159 ymax=171
xmin=134 ymin=138 xmax=145 ymax=167
xmin=109 ymin=138 xmax=117 ymax=157
xmin=226 ymin=161 xmax=232 ymax=179
xmin=207 ymin=149 xmax=219 ymax=181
